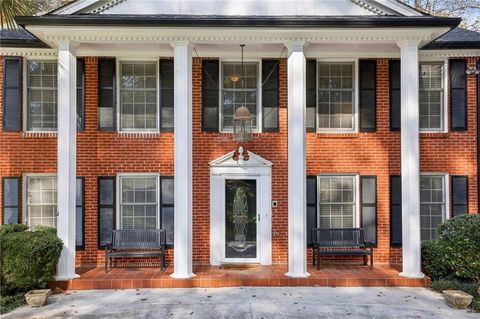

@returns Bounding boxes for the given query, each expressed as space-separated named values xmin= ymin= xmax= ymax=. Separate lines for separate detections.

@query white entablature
xmin=52 ymin=0 xmax=422 ymax=17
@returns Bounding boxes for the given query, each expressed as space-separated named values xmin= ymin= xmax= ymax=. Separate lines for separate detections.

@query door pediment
xmin=210 ymin=150 xmax=272 ymax=168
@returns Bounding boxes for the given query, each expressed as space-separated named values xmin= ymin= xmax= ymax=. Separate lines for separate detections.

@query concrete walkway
xmin=5 ymin=287 xmax=479 ymax=319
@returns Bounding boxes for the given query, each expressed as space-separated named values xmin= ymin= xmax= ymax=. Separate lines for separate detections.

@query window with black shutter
xmin=262 ymin=60 xmax=279 ymax=132
xmin=3 ymin=57 xmax=23 ymax=131
xmin=390 ymin=176 xmax=402 ymax=246
xmin=160 ymin=177 xmax=174 ymax=246
xmin=77 ymin=59 xmax=85 ymax=131
xmin=306 ymin=176 xmax=317 ymax=246
xmin=160 ymin=59 xmax=174 ymax=131
xmin=389 ymin=60 xmax=401 ymax=131
xmin=306 ymin=60 xmax=317 ymax=132
xmin=451 ymin=176 xmax=468 ymax=217
xmin=359 ymin=60 xmax=377 ymax=132
xmin=450 ymin=59 xmax=467 ymax=130
xmin=202 ymin=60 xmax=219 ymax=131
xmin=2 ymin=177 xmax=20 ymax=224
xmin=76 ymin=177 xmax=85 ymax=249
xmin=98 ymin=59 xmax=116 ymax=131
xmin=98 ymin=177 xmax=115 ymax=247
xmin=360 ymin=176 xmax=377 ymax=245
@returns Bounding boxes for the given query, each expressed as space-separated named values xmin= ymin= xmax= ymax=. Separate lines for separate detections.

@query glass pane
xmin=225 ymin=179 xmax=257 ymax=259
xmin=162 ymin=207 xmax=174 ymax=245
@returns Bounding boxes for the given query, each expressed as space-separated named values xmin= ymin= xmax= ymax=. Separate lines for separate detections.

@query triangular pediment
xmin=53 ymin=0 xmax=422 ymax=17
xmin=210 ymin=150 xmax=272 ymax=168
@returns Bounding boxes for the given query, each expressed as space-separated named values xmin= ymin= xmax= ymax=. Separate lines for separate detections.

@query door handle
xmin=257 ymin=214 xmax=260 ymax=222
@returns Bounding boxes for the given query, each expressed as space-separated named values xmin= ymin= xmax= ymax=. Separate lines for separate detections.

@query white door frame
xmin=210 ymin=150 xmax=272 ymax=265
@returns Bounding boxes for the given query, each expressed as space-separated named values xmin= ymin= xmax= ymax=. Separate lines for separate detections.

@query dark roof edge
xmin=15 ymin=15 xmax=461 ymax=28
xmin=1 ymin=38 xmax=49 ymax=48
xmin=423 ymin=42 xmax=480 ymax=50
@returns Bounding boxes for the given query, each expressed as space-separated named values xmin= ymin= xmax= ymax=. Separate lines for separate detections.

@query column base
xmin=171 ymin=273 xmax=196 ymax=279
xmin=55 ymin=273 xmax=80 ymax=281
xmin=399 ymin=271 xmax=425 ymax=279
xmin=285 ymin=271 xmax=310 ymax=278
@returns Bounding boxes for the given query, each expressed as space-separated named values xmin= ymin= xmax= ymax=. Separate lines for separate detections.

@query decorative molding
xmin=351 ymin=0 xmax=389 ymax=16
xmin=0 ymin=49 xmax=57 ymax=57
xmin=90 ymin=0 xmax=126 ymax=14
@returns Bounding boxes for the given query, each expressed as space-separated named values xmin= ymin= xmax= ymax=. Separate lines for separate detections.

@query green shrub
xmin=421 ymin=240 xmax=451 ymax=280
xmin=0 ymin=293 xmax=26 ymax=314
xmin=436 ymin=214 xmax=480 ymax=283
xmin=430 ymin=279 xmax=480 ymax=313
xmin=0 ymin=225 xmax=63 ymax=295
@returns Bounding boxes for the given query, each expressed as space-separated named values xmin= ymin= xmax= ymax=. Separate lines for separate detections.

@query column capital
xmin=396 ymin=39 xmax=421 ymax=49
xmin=57 ymin=40 xmax=79 ymax=55
xmin=170 ymin=40 xmax=194 ymax=49
xmin=284 ymin=40 xmax=307 ymax=56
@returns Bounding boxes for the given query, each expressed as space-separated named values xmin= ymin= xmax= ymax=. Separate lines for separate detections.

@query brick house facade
xmin=1 ymin=0 xmax=479 ymax=280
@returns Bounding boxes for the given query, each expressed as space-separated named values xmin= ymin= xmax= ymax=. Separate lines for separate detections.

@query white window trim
xmin=116 ymin=173 xmax=161 ymax=230
xmin=116 ymin=58 xmax=160 ymax=133
xmin=420 ymin=172 xmax=450 ymax=222
xmin=22 ymin=173 xmax=57 ymax=226
xmin=316 ymin=58 xmax=359 ymax=133
xmin=23 ymin=57 xmax=59 ymax=133
xmin=218 ymin=58 xmax=262 ymax=133
xmin=316 ymin=173 xmax=361 ymax=228
xmin=418 ymin=59 xmax=449 ymax=133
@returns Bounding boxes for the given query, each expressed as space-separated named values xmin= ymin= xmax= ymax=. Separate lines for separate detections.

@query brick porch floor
xmin=50 ymin=264 xmax=430 ymax=290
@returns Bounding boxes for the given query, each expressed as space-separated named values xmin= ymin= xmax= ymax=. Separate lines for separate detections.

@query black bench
xmin=311 ymin=228 xmax=374 ymax=270
xmin=105 ymin=229 xmax=166 ymax=272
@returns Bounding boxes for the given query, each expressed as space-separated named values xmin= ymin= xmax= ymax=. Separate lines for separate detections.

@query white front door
xmin=221 ymin=177 xmax=260 ymax=263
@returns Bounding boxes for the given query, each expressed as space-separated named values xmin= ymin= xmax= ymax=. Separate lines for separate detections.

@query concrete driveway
xmin=5 ymin=287 xmax=479 ymax=319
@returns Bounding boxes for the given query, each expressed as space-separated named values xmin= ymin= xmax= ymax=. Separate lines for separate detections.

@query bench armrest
xmin=105 ymin=243 xmax=112 ymax=253
xmin=364 ymin=241 xmax=375 ymax=248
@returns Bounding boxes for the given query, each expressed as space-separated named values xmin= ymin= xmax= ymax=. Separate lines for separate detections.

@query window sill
xmin=314 ymin=132 xmax=359 ymax=139
xmin=22 ymin=131 xmax=57 ymax=138
xmin=420 ymin=132 xmax=449 ymax=139
xmin=117 ymin=131 xmax=161 ymax=138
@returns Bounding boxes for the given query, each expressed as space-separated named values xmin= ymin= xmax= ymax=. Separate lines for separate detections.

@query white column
xmin=56 ymin=41 xmax=78 ymax=280
xmin=398 ymin=40 xmax=424 ymax=278
xmin=171 ymin=41 xmax=195 ymax=279
xmin=285 ymin=41 xmax=309 ymax=278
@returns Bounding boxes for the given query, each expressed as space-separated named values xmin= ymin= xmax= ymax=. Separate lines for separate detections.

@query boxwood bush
xmin=421 ymin=214 xmax=480 ymax=283
xmin=0 ymin=224 xmax=63 ymax=295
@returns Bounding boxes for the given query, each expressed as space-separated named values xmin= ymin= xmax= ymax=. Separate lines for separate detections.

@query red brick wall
xmin=0 ymin=56 xmax=478 ymax=267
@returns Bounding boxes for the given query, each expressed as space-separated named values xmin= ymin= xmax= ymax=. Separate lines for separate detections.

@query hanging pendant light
xmin=233 ymin=44 xmax=253 ymax=142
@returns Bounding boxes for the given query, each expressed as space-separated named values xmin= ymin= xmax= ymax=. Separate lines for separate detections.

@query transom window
xmin=120 ymin=176 xmax=158 ymax=229
xmin=120 ymin=62 xmax=158 ymax=131
xmin=420 ymin=175 xmax=446 ymax=241
xmin=318 ymin=176 xmax=356 ymax=228
xmin=419 ymin=63 xmax=444 ymax=131
xmin=318 ymin=62 xmax=355 ymax=131
xmin=26 ymin=176 xmax=57 ymax=228
xmin=221 ymin=62 xmax=259 ymax=130
xmin=27 ymin=61 xmax=57 ymax=131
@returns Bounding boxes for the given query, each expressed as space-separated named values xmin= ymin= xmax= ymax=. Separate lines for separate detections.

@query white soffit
xmin=52 ymin=0 xmax=413 ymax=16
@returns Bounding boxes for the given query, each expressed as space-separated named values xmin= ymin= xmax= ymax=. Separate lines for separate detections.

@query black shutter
xmin=389 ymin=60 xmax=401 ymax=131
xmin=390 ymin=176 xmax=402 ymax=246
xmin=98 ymin=58 xmax=116 ymax=131
xmin=160 ymin=177 xmax=174 ymax=246
xmin=360 ymin=176 xmax=377 ymax=244
xmin=359 ymin=60 xmax=377 ymax=132
xmin=306 ymin=176 xmax=317 ymax=246
xmin=202 ymin=60 xmax=219 ymax=131
xmin=2 ymin=177 xmax=20 ymax=224
xmin=76 ymin=177 xmax=85 ymax=249
xmin=98 ymin=177 xmax=115 ymax=248
xmin=77 ymin=58 xmax=85 ymax=131
xmin=262 ymin=60 xmax=279 ymax=132
xmin=478 ymin=59 xmax=480 ymax=214
xmin=451 ymin=176 xmax=468 ymax=217
xmin=450 ymin=59 xmax=467 ymax=130
xmin=3 ymin=57 xmax=22 ymax=131
xmin=160 ymin=59 xmax=174 ymax=132
xmin=306 ymin=60 xmax=317 ymax=132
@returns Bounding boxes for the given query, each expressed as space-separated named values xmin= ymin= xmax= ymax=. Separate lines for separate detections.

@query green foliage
xmin=430 ymin=279 xmax=480 ymax=313
xmin=421 ymin=240 xmax=451 ymax=281
xmin=0 ymin=0 xmax=40 ymax=29
xmin=0 ymin=293 xmax=25 ymax=314
xmin=0 ymin=225 xmax=63 ymax=295
xmin=436 ymin=214 xmax=480 ymax=283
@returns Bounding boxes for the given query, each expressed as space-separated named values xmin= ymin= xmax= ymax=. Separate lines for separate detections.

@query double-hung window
xmin=119 ymin=175 xmax=158 ymax=229
xmin=419 ymin=63 xmax=444 ymax=131
xmin=318 ymin=176 xmax=356 ymax=228
xmin=119 ymin=61 xmax=158 ymax=131
xmin=318 ymin=62 xmax=355 ymax=131
xmin=26 ymin=176 xmax=57 ymax=228
xmin=221 ymin=62 xmax=259 ymax=131
xmin=27 ymin=61 xmax=57 ymax=131
xmin=420 ymin=175 xmax=446 ymax=241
